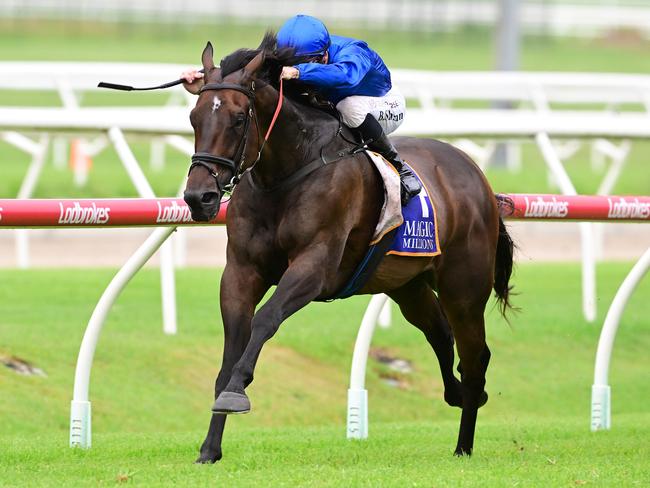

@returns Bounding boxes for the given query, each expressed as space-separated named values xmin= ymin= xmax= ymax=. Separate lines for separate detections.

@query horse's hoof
xmin=212 ymin=391 xmax=251 ymax=414
xmin=454 ymin=446 xmax=473 ymax=457
xmin=195 ymin=452 xmax=221 ymax=464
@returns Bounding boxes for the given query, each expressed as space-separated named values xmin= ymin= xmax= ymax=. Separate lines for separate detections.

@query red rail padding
xmin=0 ymin=194 xmax=648 ymax=228
xmin=0 ymin=198 xmax=227 ymax=228
xmin=498 ymin=194 xmax=650 ymax=222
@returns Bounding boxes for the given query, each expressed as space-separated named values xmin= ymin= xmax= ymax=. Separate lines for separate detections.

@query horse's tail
xmin=493 ymin=211 xmax=516 ymax=319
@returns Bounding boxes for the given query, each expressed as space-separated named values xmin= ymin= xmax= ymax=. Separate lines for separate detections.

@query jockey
xmin=276 ymin=15 xmax=421 ymax=205
xmin=181 ymin=15 xmax=421 ymax=204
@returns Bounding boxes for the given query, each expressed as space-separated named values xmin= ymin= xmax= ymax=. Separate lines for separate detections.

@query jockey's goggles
xmin=296 ymin=39 xmax=331 ymax=59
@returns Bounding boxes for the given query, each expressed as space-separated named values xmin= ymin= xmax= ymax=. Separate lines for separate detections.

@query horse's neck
xmin=251 ymin=97 xmax=342 ymax=188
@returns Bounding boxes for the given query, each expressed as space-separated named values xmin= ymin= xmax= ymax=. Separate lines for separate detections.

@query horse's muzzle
xmin=183 ymin=189 xmax=221 ymax=222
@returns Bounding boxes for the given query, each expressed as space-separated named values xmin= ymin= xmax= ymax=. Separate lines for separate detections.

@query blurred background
xmin=1 ymin=0 xmax=649 ymax=267
xmin=1 ymin=4 xmax=649 ymax=483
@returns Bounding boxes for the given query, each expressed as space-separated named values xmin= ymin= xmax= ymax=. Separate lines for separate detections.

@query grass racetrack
xmin=1 ymin=18 xmax=650 ymax=487
xmin=1 ymin=263 xmax=649 ymax=486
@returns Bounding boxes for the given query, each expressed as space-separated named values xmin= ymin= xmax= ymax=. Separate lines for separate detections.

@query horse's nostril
xmin=202 ymin=192 xmax=220 ymax=204
xmin=183 ymin=190 xmax=202 ymax=208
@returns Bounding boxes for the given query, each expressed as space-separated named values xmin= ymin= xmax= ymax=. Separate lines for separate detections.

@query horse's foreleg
xmin=387 ymin=276 xmax=462 ymax=407
xmin=213 ymin=251 xmax=331 ymax=414
xmin=196 ymin=263 xmax=268 ymax=464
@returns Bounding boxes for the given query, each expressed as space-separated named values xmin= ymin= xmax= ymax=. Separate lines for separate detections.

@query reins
xmin=264 ymin=77 xmax=284 ymax=142
xmin=189 ymin=78 xmax=284 ymax=194
xmin=99 ymin=72 xmax=361 ymax=195
xmin=244 ymin=101 xmax=367 ymax=193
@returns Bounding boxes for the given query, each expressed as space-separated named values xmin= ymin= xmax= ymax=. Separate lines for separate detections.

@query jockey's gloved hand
xmin=281 ymin=67 xmax=300 ymax=80
xmin=181 ymin=69 xmax=204 ymax=83
xmin=180 ymin=69 xmax=204 ymax=95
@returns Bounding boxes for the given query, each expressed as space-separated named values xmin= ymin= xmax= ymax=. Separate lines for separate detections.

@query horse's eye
xmin=233 ymin=114 xmax=246 ymax=128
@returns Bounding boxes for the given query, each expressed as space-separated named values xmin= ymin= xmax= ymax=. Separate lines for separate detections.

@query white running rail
xmin=2 ymin=64 xmax=650 ymax=326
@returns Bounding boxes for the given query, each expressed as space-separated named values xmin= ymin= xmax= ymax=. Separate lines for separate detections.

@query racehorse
xmin=183 ymin=33 xmax=515 ymax=463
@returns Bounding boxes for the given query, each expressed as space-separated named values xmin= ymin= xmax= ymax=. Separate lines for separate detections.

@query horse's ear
xmin=243 ymin=51 xmax=266 ymax=79
xmin=202 ymin=41 xmax=215 ymax=71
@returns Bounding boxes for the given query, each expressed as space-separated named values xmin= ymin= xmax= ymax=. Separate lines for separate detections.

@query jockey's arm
xmin=293 ymin=46 xmax=372 ymax=89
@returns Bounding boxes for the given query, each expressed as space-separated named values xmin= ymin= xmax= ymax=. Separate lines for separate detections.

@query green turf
xmin=0 ymin=263 xmax=649 ymax=485
xmin=2 ymin=418 xmax=649 ymax=487
xmin=1 ymin=18 xmax=648 ymax=486
xmin=2 ymin=19 xmax=650 ymax=72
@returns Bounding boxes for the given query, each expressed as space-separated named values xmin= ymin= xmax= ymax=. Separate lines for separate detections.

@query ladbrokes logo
xmin=156 ymin=201 xmax=193 ymax=224
xmin=58 ymin=202 xmax=110 ymax=225
xmin=523 ymin=196 xmax=569 ymax=218
xmin=607 ymin=198 xmax=650 ymax=219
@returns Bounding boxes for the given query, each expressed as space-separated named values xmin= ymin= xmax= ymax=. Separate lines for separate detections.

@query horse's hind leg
xmin=437 ymin=252 xmax=493 ymax=456
xmin=387 ymin=276 xmax=462 ymax=407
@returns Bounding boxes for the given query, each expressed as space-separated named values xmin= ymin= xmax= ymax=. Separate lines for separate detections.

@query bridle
xmin=188 ymin=79 xmax=284 ymax=194
xmin=97 ymin=70 xmax=283 ymax=193
xmin=99 ymin=66 xmax=365 ymax=198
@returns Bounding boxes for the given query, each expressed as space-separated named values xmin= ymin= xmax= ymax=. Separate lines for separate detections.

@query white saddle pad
xmin=365 ymin=150 xmax=404 ymax=244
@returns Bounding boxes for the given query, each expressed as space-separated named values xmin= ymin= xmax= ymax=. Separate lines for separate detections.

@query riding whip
xmin=97 ymin=69 xmax=204 ymax=91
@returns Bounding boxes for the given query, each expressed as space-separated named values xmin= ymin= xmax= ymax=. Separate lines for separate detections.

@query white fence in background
xmin=1 ymin=195 xmax=645 ymax=447
xmin=1 ymin=62 xmax=649 ymax=327
xmin=1 ymin=1 xmax=650 ymax=38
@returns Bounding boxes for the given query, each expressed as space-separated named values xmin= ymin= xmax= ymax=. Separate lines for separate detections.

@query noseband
xmin=188 ymin=82 xmax=258 ymax=193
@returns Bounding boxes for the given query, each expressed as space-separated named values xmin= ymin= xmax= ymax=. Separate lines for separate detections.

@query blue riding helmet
xmin=277 ymin=15 xmax=331 ymax=57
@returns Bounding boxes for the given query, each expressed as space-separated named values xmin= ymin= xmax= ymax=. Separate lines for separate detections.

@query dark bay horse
xmin=183 ymin=34 xmax=514 ymax=463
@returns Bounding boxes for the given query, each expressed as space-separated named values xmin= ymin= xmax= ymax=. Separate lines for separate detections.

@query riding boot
xmin=356 ymin=114 xmax=422 ymax=206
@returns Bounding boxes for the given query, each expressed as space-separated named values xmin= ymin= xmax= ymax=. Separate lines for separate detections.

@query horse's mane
xmin=220 ymin=31 xmax=336 ymax=114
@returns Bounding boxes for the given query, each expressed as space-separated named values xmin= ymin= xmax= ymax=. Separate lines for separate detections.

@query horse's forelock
xmin=220 ymin=49 xmax=258 ymax=78
xmin=218 ymin=31 xmax=275 ymax=78
xmin=220 ymin=31 xmax=312 ymax=81
xmin=258 ymin=30 xmax=277 ymax=54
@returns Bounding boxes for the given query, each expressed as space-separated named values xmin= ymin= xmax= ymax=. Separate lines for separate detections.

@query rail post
xmin=591 ymin=247 xmax=650 ymax=431
xmin=69 ymin=226 xmax=176 ymax=448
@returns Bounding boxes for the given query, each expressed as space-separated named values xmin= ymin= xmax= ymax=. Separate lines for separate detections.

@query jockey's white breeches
xmin=335 ymin=85 xmax=405 ymax=135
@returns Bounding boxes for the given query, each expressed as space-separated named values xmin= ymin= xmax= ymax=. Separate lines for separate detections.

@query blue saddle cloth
xmin=322 ymin=162 xmax=440 ymax=301
xmin=387 ymin=166 xmax=440 ymax=257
